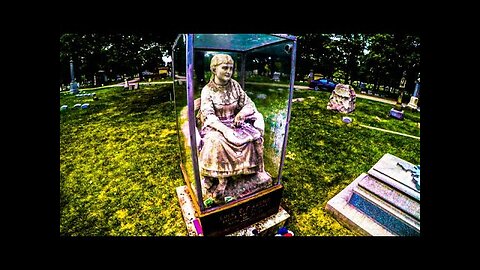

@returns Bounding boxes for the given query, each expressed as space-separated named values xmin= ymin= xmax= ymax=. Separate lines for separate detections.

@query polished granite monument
xmin=326 ymin=153 xmax=420 ymax=236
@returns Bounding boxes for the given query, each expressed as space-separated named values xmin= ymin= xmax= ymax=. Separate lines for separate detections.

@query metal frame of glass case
xmin=173 ymin=34 xmax=297 ymax=235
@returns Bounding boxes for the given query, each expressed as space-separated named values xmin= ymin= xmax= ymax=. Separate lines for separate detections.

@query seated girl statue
xmin=197 ymin=54 xmax=271 ymax=204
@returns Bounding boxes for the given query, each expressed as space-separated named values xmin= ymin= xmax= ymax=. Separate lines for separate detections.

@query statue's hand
xmin=234 ymin=113 xmax=245 ymax=127
xmin=224 ymin=129 xmax=252 ymax=146
xmin=223 ymin=129 xmax=240 ymax=145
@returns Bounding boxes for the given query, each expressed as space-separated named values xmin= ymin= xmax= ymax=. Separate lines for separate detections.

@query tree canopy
xmin=60 ymin=33 xmax=420 ymax=93
xmin=293 ymin=33 xmax=420 ymax=90
xmin=60 ymin=33 xmax=177 ymax=86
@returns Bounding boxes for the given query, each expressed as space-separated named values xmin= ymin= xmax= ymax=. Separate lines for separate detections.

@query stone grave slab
xmin=368 ymin=153 xmax=420 ymax=196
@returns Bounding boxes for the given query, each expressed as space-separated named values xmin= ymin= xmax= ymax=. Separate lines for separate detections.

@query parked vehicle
xmin=309 ymin=78 xmax=338 ymax=91
xmin=159 ymin=67 xmax=170 ymax=78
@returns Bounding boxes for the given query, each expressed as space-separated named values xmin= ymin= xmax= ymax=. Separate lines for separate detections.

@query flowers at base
xmin=204 ymin=197 xmax=214 ymax=207
xmin=224 ymin=196 xmax=235 ymax=203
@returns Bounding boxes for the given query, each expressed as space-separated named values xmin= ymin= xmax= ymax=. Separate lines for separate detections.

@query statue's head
xmin=210 ymin=54 xmax=234 ymax=73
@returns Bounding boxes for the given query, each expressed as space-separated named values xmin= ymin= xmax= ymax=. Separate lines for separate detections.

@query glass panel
xmin=194 ymin=34 xmax=286 ymax=52
xmin=192 ymin=42 xmax=293 ymax=209
xmin=245 ymin=40 xmax=294 ymax=182
xmin=175 ymin=34 xmax=295 ymax=211
xmin=173 ymin=35 xmax=196 ymax=192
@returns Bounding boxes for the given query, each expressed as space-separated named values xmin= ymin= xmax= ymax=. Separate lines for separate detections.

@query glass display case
xmin=173 ymin=34 xmax=297 ymax=236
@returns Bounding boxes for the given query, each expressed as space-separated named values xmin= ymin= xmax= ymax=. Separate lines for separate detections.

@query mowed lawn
xmin=59 ymin=83 xmax=420 ymax=236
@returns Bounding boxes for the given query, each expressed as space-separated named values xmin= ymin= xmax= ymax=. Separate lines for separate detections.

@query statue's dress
xmin=198 ymin=79 xmax=262 ymax=178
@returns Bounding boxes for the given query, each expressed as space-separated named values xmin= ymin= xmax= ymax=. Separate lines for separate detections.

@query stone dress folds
xmin=198 ymin=79 xmax=262 ymax=178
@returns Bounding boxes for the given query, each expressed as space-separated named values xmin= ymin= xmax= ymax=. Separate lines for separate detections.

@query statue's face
xmin=214 ymin=63 xmax=233 ymax=83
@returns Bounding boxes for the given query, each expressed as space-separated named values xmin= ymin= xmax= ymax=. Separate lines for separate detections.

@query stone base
xmin=325 ymin=153 xmax=420 ymax=236
xmin=389 ymin=108 xmax=404 ymax=120
xmin=407 ymin=96 xmax=419 ymax=110
xmin=226 ymin=206 xmax=290 ymax=236
xmin=199 ymin=172 xmax=273 ymax=206
xmin=176 ymin=185 xmax=289 ymax=236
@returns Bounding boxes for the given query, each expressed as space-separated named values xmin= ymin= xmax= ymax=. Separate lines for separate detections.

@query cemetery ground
xmin=59 ymin=83 xmax=420 ymax=236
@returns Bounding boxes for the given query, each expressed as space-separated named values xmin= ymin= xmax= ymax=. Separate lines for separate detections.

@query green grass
xmin=60 ymin=85 xmax=184 ymax=236
xmin=60 ymin=85 xmax=420 ymax=236
xmin=282 ymin=89 xmax=420 ymax=236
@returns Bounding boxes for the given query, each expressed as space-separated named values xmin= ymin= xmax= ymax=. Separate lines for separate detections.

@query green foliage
xmin=60 ymin=85 xmax=420 ymax=236
xmin=60 ymin=33 xmax=176 ymax=86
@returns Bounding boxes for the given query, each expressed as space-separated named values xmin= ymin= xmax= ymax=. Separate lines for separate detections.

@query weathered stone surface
xmin=200 ymin=172 xmax=273 ymax=205
xmin=368 ymin=153 xmax=420 ymax=198
xmin=326 ymin=84 xmax=356 ymax=113
xmin=227 ymin=206 xmax=290 ymax=236
xmin=176 ymin=185 xmax=200 ymax=236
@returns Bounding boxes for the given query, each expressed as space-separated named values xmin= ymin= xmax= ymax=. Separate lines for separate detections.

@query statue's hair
xmin=210 ymin=54 xmax=234 ymax=73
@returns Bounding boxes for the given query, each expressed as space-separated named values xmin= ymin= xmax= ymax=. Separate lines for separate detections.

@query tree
xmin=363 ymin=34 xmax=420 ymax=93
xmin=59 ymin=33 xmax=176 ymax=86
xmin=60 ymin=33 xmax=420 ymax=95
xmin=294 ymin=33 xmax=335 ymax=79
xmin=329 ymin=34 xmax=367 ymax=84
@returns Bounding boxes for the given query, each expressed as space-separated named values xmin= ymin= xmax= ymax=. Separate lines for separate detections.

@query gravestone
xmin=389 ymin=108 xmax=404 ymax=120
xmin=407 ymin=76 xmax=420 ymax=110
xmin=70 ymin=81 xmax=79 ymax=94
xmin=69 ymin=60 xmax=79 ymax=94
xmin=325 ymin=153 xmax=420 ymax=236
xmin=390 ymin=73 xmax=406 ymax=119
xmin=326 ymin=84 xmax=356 ymax=113
xmin=359 ymin=82 xmax=366 ymax=94
xmin=176 ymin=184 xmax=289 ymax=236
xmin=406 ymin=96 xmax=419 ymax=110
xmin=272 ymin=72 xmax=280 ymax=82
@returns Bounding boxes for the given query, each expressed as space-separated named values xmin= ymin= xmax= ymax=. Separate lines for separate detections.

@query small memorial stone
xmin=342 ymin=117 xmax=352 ymax=123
